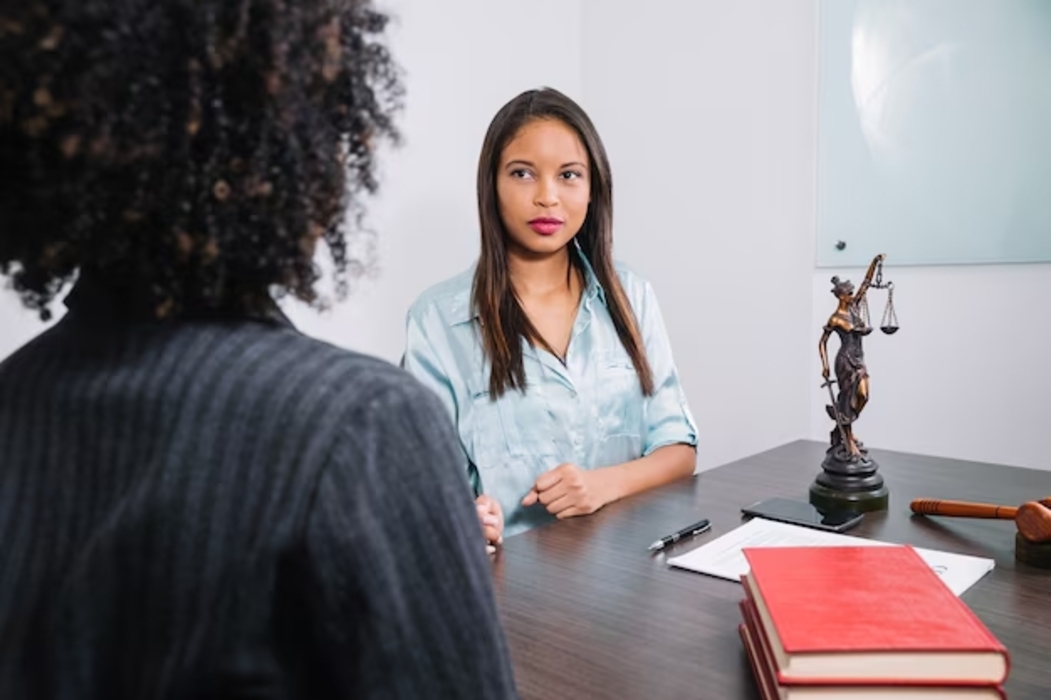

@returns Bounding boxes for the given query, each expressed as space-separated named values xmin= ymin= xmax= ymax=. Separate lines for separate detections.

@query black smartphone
xmin=740 ymin=497 xmax=864 ymax=533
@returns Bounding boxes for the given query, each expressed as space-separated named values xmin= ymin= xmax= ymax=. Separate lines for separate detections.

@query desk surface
xmin=492 ymin=440 xmax=1051 ymax=699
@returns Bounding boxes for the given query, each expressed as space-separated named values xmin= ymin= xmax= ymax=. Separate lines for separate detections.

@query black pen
xmin=647 ymin=518 xmax=711 ymax=552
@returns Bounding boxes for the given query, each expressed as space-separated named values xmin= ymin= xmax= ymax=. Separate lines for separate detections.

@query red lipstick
xmin=528 ymin=217 xmax=563 ymax=235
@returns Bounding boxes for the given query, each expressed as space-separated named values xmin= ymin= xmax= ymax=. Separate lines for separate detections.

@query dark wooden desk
xmin=492 ymin=440 xmax=1051 ymax=699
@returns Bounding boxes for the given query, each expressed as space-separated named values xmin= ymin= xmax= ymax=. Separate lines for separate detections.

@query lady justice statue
xmin=810 ymin=253 xmax=899 ymax=513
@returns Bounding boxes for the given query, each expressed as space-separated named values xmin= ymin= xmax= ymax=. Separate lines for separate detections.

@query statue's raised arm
xmin=854 ymin=253 xmax=886 ymax=304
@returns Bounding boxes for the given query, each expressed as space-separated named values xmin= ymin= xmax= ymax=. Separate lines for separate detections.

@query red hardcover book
xmin=740 ymin=621 xmax=776 ymax=700
xmin=739 ymin=598 xmax=1005 ymax=699
xmin=740 ymin=545 xmax=1009 ymax=686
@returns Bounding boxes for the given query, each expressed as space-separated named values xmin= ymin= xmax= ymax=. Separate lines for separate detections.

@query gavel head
xmin=1015 ymin=501 xmax=1051 ymax=544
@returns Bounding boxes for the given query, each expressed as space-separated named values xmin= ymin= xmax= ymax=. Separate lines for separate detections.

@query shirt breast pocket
xmin=592 ymin=349 xmax=645 ymax=443
xmin=463 ymin=373 xmax=562 ymax=471
xmin=464 ymin=380 xmax=512 ymax=471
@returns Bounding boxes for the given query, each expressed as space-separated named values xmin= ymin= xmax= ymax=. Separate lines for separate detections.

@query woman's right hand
xmin=821 ymin=366 xmax=830 ymax=381
xmin=475 ymin=494 xmax=503 ymax=550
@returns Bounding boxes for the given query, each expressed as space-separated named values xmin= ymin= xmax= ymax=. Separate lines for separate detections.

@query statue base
xmin=809 ymin=445 xmax=889 ymax=513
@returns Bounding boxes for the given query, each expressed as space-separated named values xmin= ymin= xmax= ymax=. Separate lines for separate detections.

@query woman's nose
xmin=534 ymin=178 xmax=559 ymax=208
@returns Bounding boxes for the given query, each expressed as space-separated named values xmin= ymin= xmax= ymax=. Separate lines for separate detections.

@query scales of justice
xmin=810 ymin=253 xmax=899 ymax=513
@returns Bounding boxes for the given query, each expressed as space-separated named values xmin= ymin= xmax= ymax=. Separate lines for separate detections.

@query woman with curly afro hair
xmin=0 ymin=2 xmax=518 ymax=698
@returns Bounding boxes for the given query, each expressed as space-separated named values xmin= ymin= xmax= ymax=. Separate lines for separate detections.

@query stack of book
xmin=738 ymin=545 xmax=1009 ymax=699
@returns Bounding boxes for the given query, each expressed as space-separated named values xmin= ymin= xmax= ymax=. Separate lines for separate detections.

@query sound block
xmin=1015 ymin=532 xmax=1051 ymax=569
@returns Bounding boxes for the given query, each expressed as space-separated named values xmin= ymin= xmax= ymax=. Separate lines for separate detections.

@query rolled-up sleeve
xmin=635 ymin=280 xmax=698 ymax=456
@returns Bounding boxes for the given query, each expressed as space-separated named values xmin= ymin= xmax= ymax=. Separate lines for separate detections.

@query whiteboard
xmin=816 ymin=0 xmax=1051 ymax=267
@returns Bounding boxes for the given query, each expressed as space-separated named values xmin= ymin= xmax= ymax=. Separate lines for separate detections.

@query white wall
xmin=0 ymin=293 xmax=61 ymax=360
xmin=580 ymin=0 xmax=818 ymax=471
xmin=586 ymin=0 xmax=1051 ymax=473
xmin=3 ymin=0 xmax=1046 ymax=472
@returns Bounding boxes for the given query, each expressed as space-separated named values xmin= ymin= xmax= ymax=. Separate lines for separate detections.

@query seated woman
xmin=403 ymin=87 xmax=698 ymax=544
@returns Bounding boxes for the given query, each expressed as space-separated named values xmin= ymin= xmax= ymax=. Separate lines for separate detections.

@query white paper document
xmin=666 ymin=517 xmax=995 ymax=597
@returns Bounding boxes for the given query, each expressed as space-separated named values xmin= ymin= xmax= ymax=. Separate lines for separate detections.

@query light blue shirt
xmin=402 ymin=252 xmax=698 ymax=537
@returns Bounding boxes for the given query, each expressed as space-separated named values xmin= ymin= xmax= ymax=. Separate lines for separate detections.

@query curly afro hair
xmin=0 ymin=0 xmax=402 ymax=320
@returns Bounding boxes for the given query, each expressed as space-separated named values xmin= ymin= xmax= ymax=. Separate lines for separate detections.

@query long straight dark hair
xmin=472 ymin=87 xmax=654 ymax=398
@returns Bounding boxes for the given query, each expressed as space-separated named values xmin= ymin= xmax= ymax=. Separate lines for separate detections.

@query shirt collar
xmin=451 ymin=240 xmax=607 ymax=327
xmin=575 ymin=240 xmax=607 ymax=306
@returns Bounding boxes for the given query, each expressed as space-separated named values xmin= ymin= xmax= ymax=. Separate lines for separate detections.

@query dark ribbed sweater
xmin=0 ymin=278 xmax=518 ymax=699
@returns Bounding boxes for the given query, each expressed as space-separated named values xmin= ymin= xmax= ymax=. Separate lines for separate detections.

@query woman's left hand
xmin=521 ymin=463 xmax=611 ymax=519
xmin=475 ymin=494 xmax=504 ymax=547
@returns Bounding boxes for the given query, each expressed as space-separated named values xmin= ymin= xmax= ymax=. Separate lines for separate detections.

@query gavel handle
xmin=910 ymin=498 xmax=1018 ymax=520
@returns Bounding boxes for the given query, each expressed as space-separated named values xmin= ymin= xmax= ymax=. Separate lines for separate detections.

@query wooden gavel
xmin=910 ymin=497 xmax=1051 ymax=544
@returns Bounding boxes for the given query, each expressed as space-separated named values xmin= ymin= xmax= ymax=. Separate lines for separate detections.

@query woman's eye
xmin=509 ymin=169 xmax=532 ymax=179
xmin=561 ymin=171 xmax=583 ymax=180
